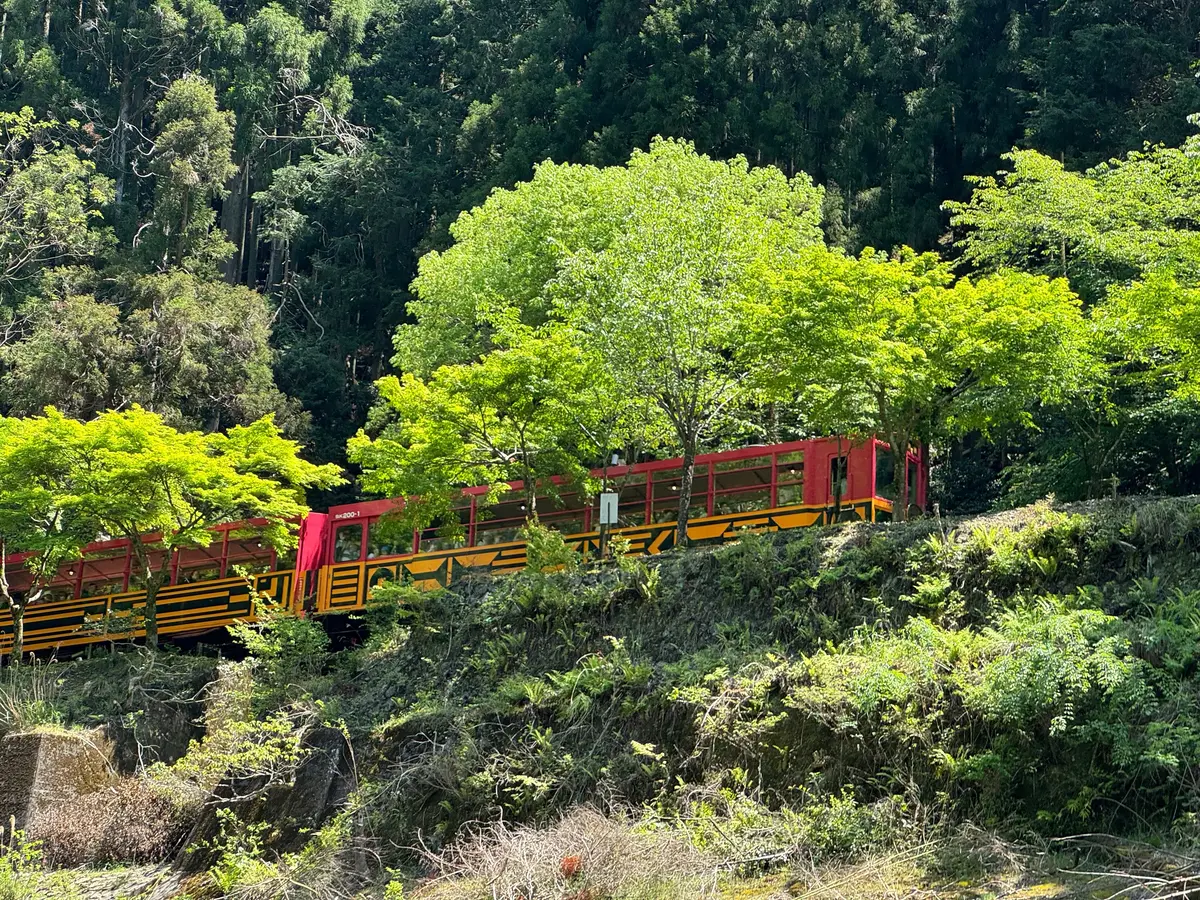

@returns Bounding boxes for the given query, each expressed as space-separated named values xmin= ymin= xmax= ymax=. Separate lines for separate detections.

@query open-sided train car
xmin=0 ymin=436 xmax=926 ymax=657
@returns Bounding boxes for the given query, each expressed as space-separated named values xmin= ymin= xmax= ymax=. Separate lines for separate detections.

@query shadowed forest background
xmin=3 ymin=0 xmax=1199 ymax=510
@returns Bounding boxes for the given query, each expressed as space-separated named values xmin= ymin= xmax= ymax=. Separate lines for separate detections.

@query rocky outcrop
xmin=177 ymin=725 xmax=357 ymax=872
xmin=0 ymin=729 xmax=112 ymax=830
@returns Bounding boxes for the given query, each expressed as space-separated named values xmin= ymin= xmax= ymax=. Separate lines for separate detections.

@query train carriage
xmin=0 ymin=436 xmax=926 ymax=657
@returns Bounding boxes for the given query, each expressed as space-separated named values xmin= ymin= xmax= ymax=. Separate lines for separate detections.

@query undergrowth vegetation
xmin=14 ymin=497 xmax=1200 ymax=898
xmin=347 ymin=499 xmax=1200 ymax=870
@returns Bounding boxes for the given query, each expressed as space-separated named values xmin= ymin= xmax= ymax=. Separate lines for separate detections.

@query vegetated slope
xmin=340 ymin=497 xmax=1200 ymax=862
xmin=21 ymin=496 xmax=1200 ymax=894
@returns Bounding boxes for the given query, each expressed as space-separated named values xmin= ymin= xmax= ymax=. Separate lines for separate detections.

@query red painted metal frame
xmin=1 ymin=435 xmax=928 ymax=611
xmin=1 ymin=517 xmax=284 ymax=604
xmin=316 ymin=435 xmax=925 ymax=570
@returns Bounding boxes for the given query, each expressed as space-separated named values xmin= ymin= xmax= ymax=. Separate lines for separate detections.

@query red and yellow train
xmin=0 ymin=436 xmax=926 ymax=656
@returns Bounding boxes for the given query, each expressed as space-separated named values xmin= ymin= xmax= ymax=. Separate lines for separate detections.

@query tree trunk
xmin=831 ymin=435 xmax=845 ymax=523
xmin=143 ymin=576 xmax=159 ymax=649
xmin=221 ymin=163 xmax=248 ymax=284
xmin=0 ymin=544 xmax=15 ymax=665
xmin=893 ymin=435 xmax=911 ymax=523
xmin=266 ymin=239 xmax=282 ymax=295
xmin=133 ymin=542 xmax=160 ymax=649
xmin=244 ymin=200 xmax=261 ymax=288
xmin=11 ymin=603 xmax=23 ymax=665
xmin=114 ymin=72 xmax=132 ymax=204
xmin=675 ymin=443 xmax=696 ymax=547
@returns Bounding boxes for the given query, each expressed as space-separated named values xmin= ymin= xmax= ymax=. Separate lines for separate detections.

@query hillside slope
xmin=9 ymin=496 xmax=1200 ymax=898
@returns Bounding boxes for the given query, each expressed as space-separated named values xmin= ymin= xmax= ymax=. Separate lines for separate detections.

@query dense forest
xmin=9 ymin=5 xmax=1200 ymax=897
xmin=4 ymin=0 xmax=1200 ymax=508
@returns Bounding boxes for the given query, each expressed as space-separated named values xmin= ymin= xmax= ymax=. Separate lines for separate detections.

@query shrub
xmin=419 ymin=807 xmax=716 ymax=900
xmin=31 ymin=777 xmax=190 ymax=867
xmin=522 ymin=520 xmax=581 ymax=575
xmin=206 ymin=808 xmax=369 ymax=900
xmin=0 ymin=830 xmax=80 ymax=900
xmin=229 ymin=611 xmax=330 ymax=710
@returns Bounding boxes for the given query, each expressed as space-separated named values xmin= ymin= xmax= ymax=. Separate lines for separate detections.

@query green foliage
xmin=1 ymin=272 xmax=300 ymax=433
xmin=62 ymin=406 xmax=342 ymax=645
xmin=148 ymin=75 xmax=237 ymax=269
xmin=0 ymin=663 xmax=63 ymax=730
xmin=521 ymin=520 xmax=581 ymax=576
xmin=743 ymin=246 xmax=1095 ymax=515
xmin=0 ymin=109 xmax=114 ymax=306
xmin=351 ymin=327 xmax=600 ymax=535
xmin=943 ymin=129 xmax=1200 ymax=503
xmin=547 ymin=139 xmax=826 ymax=496
xmin=155 ymin=668 xmax=306 ymax=805
xmin=205 ymin=809 xmax=279 ymax=894
xmin=0 ymin=831 xmax=80 ymax=900
xmin=0 ymin=412 xmax=97 ymax=658
xmin=380 ymin=138 xmax=824 ymax=540
xmin=229 ymin=609 xmax=330 ymax=710
xmin=4 ymin=0 xmax=1200 ymax=487
xmin=334 ymin=498 xmax=1200 ymax=869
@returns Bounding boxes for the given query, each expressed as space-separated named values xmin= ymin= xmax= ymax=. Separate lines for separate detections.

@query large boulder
xmin=177 ymin=726 xmax=356 ymax=872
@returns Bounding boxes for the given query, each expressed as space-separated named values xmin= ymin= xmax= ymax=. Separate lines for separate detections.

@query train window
xmin=419 ymin=506 xmax=470 ymax=553
xmin=907 ymin=458 xmax=919 ymax=513
xmin=334 ymin=523 xmax=364 ymax=562
xmin=225 ymin=536 xmax=274 ymax=574
xmin=129 ymin=546 xmax=168 ymax=587
xmin=39 ymin=586 xmax=75 ymax=603
xmin=177 ymin=545 xmax=225 ymax=583
xmin=830 ymin=456 xmax=848 ymax=499
xmin=81 ymin=579 xmax=125 ymax=597
xmin=367 ymin=517 xmax=411 ymax=559
xmin=875 ymin=447 xmax=897 ymax=500
xmin=178 ymin=565 xmax=221 ymax=584
xmin=776 ymin=450 xmax=805 ymax=506
xmin=42 ymin=561 xmax=79 ymax=600
xmin=79 ymin=546 xmax=129 ymax=594
xmin=714 ymin=456 xmax=771 ymax=514
xmin=652 ymin=466 xmax=708 ymax=522
xmin=539 ymin=492 xmax=587 ymax=536
xmin=475 ymin=493 xmax=527 ymax=546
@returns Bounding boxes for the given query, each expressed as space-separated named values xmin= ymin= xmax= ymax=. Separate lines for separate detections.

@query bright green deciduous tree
xmin=350 ymin=326 xmax=603 ymax=538
xmin=946 ymin=143 xmax=1200 ymax=301
xmin=394 ymin=138 xmax=825 ymax=543
xmin=744 ymin=247 xmax=1096 ymax=517
xmin=0 ymin=412 xmax=97 ymax=661
xmin=945 ymin=130 xmax=1200 ymax=498
xmin=554 ymin=141 xmax=825 ymax=542
xmin=68 ymin=408 xmax=343 ymax=647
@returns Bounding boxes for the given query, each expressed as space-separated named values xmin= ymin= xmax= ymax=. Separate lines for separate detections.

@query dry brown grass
xmin=414 ymin=807 xmax=718 ymax=900
xmin=31 ymin=776 xmax=192 ymax=867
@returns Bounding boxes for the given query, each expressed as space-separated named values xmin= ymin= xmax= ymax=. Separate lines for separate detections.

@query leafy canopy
xmin=70 ymin=407 xmax=344 ymax=555
xmin=743 ymin=247 xmax=1095 ymax=490
xmin=351 ymin=327 xmax=601 ymax=535
xmin=947 ymin=126 xmax=1200 ymax=402
xmin=1 ymin=272 xmax=300 ymax=432
xmin=375 ymin=138 xmax=825 ymax=537
xmin=0 ymin=413 xmax=97 ymax=658
xmin=0 ymin=110 xmax=114 ymax=304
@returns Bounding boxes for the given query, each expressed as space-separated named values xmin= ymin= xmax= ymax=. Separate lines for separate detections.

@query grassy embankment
xmin=8 ymin=497 xmax=1200 ymax=898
